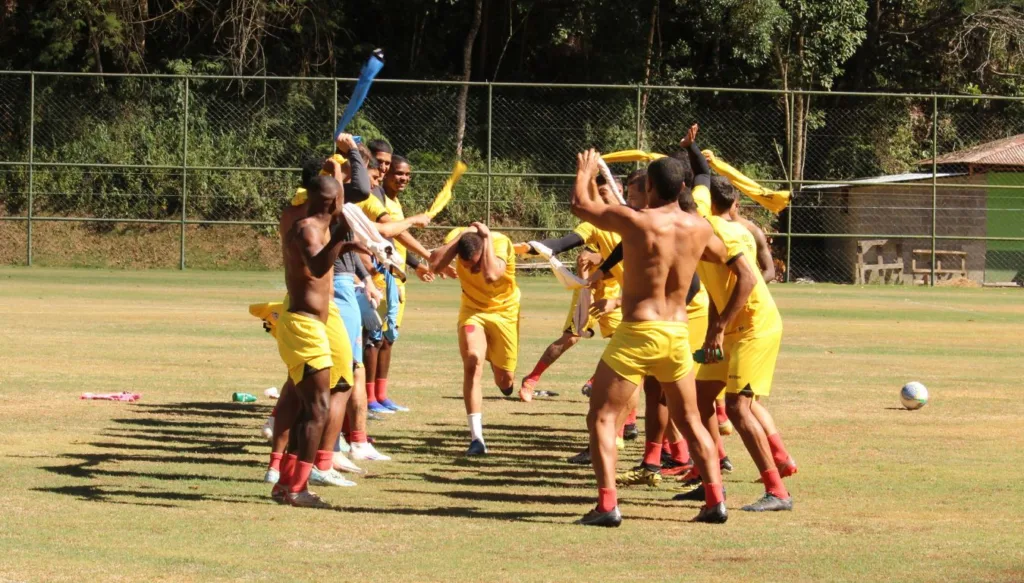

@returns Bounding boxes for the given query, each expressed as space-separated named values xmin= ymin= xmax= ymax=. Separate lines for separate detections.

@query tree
xmin=455 ymin=0 xmax=484 ymax=159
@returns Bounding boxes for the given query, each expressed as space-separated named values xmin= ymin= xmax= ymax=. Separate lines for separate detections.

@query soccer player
xmin=571 ymin=149 xmax=729 ymax=527
xmin=517 ymin=180 xmax=624 ymax=403
xmin=429 ymin=222 xmax=520 ymax=456
xmin=693 ymin=176 xmax=794 ymax=512
xmin=272 ymin=174 xmax=365 ymax=508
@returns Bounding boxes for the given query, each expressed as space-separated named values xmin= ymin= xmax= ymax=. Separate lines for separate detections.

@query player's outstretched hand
xmin=577 ymin=250 xmax=603 ymax=273
xmin=438 ymin=264 xmax=458 ymax=279
xmin=410 ymin=213 xmax=431 ymax=228
xmin=336 ymin=133 xmax=358 ymax=154
xmin=469 ymin=221 xmax=490 ymax=238
xmin=703 ymin=149 xmax=717 ymax=164
xmin=577 ymin=148 xmax=601 ymax=180
xmin=415 ymin=263 xmax=435 ymax=282
xmin=513 ymin=242 xmax=533 ymax=255
xmin=679 ymin=124 xmax=699 ymax=149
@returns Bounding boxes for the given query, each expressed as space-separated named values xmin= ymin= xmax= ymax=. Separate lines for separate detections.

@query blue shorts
xmin=332 ymin=274 xmax=363 ymax=365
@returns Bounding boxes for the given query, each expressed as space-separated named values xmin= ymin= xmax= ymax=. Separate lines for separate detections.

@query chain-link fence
xmin=2 ymin=71 xmax=1023 ymax=285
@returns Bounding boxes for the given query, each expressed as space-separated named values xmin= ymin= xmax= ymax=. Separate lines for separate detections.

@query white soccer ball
xmin=900 ymin=382 xmax=929 ymax=410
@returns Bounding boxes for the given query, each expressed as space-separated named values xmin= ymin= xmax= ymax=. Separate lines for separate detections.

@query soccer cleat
xmin=672 ymin=482 xmax=706 ymax=501
xmin=287 ymin=489 xmax=332 ymax=509
xmin=261 ymin=416 xmax=275 ymax=441
xmin=616 ymin=437 xmax=625 ymax=451
xmin=742 ymin=493 xmax=793 ymax=512
xmin=718 ymin=418 xmax=735 ymax=436
xmin=616 ymin=465 xmax=662 ymax=487
xmin=335 ymin=437 xmax=351 ymax=453
xmin=263 ymin=468 xmax=280 ymax=484
xmin=692 ymin=502 xmax=729 ymax=524
xmin=575 ymin=506 xmax=622 ymax=528
xmin=668 ymin=477 xmax=703 ymax=494
xmin=661 ymin=459 xmax=695 ymax=477
xmin=720 ymin=456 xmax=734 ymax=473
xmin=567 ymin=448 xmax=591 ymax=465
xmin=350 ymin=442 xmax=392 ymax=461
xmin=366 ymin=411 xmax=384 ymax=422
xmin=466 ymin=439 xmax=488 ymax=456
xmin=332 ymin=451 xmax=365 ymax=475
xmin=309 ymin=467 xmax=357 ymax=487
xmin=499 ymin=385 xmax=514 ymax=397
xmin=622 ymin=423 xmax=639 ymax=441
xmin=755 ymin=459 xmax=799 ymax=482
xmin=270 ymin=484 xmax=289 ymax=504
xmin=367 ymin=401 xmax=395 ymax=415
xmin=520 ymin=377 xmax=538 ymax=403
xmin=379 ymin=398 xmax=409 ymax=412
xmin=581 ymin=379 xmax=593 ymax=397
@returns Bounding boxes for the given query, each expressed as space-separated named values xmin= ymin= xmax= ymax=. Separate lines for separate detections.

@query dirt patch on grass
xmin=937 ymin=276 xmax=982 ymax=288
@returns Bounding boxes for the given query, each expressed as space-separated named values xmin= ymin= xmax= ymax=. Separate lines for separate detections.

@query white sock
xmin=467 ymin=413 xmax=484 ymax=443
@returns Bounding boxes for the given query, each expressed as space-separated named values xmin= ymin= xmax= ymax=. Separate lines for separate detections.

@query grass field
xmin=1 ymin=268 xmax=1023 ymax=583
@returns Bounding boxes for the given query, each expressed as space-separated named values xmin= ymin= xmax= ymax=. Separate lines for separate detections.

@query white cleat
xmin=350 ymin=442 xmax=392 ymax=462
xmin=264 ymin=468 xmax=280 ymax=484
xmin=332 ymin=451 xmax=365 ymax=475
xmin=286 ymin=489 xmax=332 ymax=509
xmin=261 ymin=416 xmax=275 ymax=441
xmin=309 ymin=467 xmax=357 ymax=487
xmin=336 ymin=438 xmax=351 ymax=454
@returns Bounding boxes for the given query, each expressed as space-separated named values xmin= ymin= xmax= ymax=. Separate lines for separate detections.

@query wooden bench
xmin=855 ymin=239 xmax=904 ymax=285
xmin=911 ymin=249 xmax=967 ymax=285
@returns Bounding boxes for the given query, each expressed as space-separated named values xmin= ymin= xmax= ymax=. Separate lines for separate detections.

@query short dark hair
xmin=456 ymin=231 xmax=484 ymax=262
xmin=709 ymin=176 xmax=739 ymax=211
xmin=646 ymin=157 xmax=686 ymax=202
xmin=357 ymin=143 xmax=376 ymax=169
xmin=625 ymin=168 xmax=647 ymax=187
xmin=389 ymin=155 xmax=410 ymax=171
xmin=367 ymin=140 xmax=393 ymax=155
xmin=301 ymin=158 xmax=324 ymax=189
xmin=669 ymin=151 xmax=695 ymax=188
xmin=678 ymin=185 xmax=697 ymax=213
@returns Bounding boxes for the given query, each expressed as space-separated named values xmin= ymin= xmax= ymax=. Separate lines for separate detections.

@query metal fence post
xmin=785 ymin=90 xmax=794 ymax=283
xmin=635 ymin=85 xmax=643 ymax=150
xmin=930 ymin=94 xmax=938 ymax=287
xmin=180 ymin=76 xmax=189 ymax=270
xmin=332 ymin=77 xmax=338 ymax=140
xmin=27 ymin=73 xmax=34 ymax=266
xmin=486 ymin=82 xmax=493 ymax=226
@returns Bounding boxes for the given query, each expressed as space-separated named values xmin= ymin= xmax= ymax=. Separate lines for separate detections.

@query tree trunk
xmin=455 ymin=0 xmax=484 ymax=159
xmin=793 ymin=92 xmax=806 ymax=183
xmin=638 ymin=0 xmax=659 ymax=148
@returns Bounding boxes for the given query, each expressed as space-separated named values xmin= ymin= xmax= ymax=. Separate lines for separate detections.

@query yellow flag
xmin=601 ymin=150 xmax=666 ymax=164
xmin=426 ymin=161 xmax=468 ymax=219
xmin=703 ymin=150 xmax=791 ymax=214
xmin=291 ymin=154 xmax=348 ymax=206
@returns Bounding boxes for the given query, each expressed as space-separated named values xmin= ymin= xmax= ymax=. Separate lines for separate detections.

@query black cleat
xmin=692 ymin=502 xmax=728 ymax=524
xmin=672 ymin=482 xmax=706 ymax=502
xmin=623 ymin=423 xmax=639 ymax=441
xmin=720 ymin=456 xmax=734 ymax=473
xmin=567 ymin=448 xmax=591 ymax=465
xmin=741 ymin=493 xmax=793 ymax=512
xmin=466 ymin=439 xmax=488 ymax=456
xmin=499 ymin=385 xmax=514 ymax=397
xmin=575 ymin=506 xmax=622 ymax=527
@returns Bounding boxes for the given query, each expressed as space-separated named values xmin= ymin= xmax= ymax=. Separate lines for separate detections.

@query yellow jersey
xmin=356 ymin=195 xmax=389 ymax=223
xmin=384 ymin=194 xmax=408 ymax=263
xmin=697 ymin=215 xmax=780 ymax=336
xmin=444 ymin=228 xmax=520 ymax=316
xmin=686 ymin=183 xmax=712 ymax=319
xmin=573 ymin=222 xmax=623 ymax=300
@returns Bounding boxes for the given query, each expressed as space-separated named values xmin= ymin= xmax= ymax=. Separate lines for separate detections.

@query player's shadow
xmin=33 ymin=484 xmax=265 ymax=508
xmin=40 ymin=452 xmax=258 ymax=483
xmin=387 ymin=487 xmax=594 ymax=506
xmin=133 ymin=402 xmax=271 ymax=420
xmin=333 ymin=504 xmax=578 ymax=525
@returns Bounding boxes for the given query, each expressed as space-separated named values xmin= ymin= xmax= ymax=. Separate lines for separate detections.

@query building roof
xmin=801 ymin=172 xmax=966 ymax=191
xmin=920 ymin=133 xmax=1024 ymax=167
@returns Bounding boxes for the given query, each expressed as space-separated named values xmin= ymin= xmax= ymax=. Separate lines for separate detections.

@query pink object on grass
xmin=80 ymin=392 xmax=141 ymax=402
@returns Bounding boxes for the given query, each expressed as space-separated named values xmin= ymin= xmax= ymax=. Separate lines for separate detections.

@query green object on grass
xmin=232 ymin=392 xmax=257 ymax=403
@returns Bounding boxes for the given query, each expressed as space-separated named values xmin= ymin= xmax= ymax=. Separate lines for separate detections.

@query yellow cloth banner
xmin=290 ymin=154 xmax=348 ymax=206
xmin=426 ymin=161 xmax=468 ymax=219
xmin=601 ymin=150 xmax=666 ymax=164
xmin=704 ymin=150 xmax=790 ymax=214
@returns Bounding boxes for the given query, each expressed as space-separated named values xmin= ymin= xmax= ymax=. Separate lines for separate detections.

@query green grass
xmin=1 ymin=268 xmax=1022 ymax=582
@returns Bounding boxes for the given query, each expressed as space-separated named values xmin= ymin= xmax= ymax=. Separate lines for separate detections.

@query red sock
xmin=367 ymin=380 xmax=378 ymax=405
xmin=350 ymin=430 xmax=367 ymax=444
xmin=268 ymin=452 xmax=283 ymax=471
xmin=376 ymin=378 xmax=389 ymax=402
xmin=642 ymin=441 xmax=663 ymax=466
xmin=704 ymin=482 xmax=725 ymax=507
xmin=661 ymin=438 xmax=670 ymax=451
xmin=717 ymin=439 xmax=727 ymax=460
xmin=597 ymin=487 xmax=617 ymax=512
xmin=669 ymin=440 xmax=689 ymax=463
xmin=626 ymin=408 xmax=637 ymax=425
xmin=314 ymin=450 xmax=333 ymax=472
xmin=278 ymin=453 xmax=297 ymax=489
xmin=761 ymin=468 xmax=789 ymax=499
xmin=716 ymin=402 xmax=728 ymax=424
xmin=291 ymin=461 xmax=314 ymax=493
xmin=767 ymin=433 xmax=791 ymax=466
xmin=525 ymin=360 xmax=549 ymax=382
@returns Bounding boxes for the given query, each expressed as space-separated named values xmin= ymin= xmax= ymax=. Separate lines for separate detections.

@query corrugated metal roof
xmin=921 ymin=133 xmax=1024 ymax=166
xmin=801 ymin=172 xmax=965 ymax=191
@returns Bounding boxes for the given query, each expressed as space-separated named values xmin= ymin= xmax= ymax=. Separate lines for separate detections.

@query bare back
xmin=619 ymin=204 xmax=713 ymax=323
xmin=281 ymin=211 xmax=335 ymax=323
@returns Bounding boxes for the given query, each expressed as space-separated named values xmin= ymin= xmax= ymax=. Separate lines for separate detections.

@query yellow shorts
xmin=696 ymin=326 xmax=782 ymax=398
xmin=459 ymin=308 xmax=520 ymax=373
xmin=600 ymin=321 xmax=694 ymax=386
xmin=562 ymin=288 xmax=622 ymax=339
xmin=276 ymin=303 xmax=354 ymax=390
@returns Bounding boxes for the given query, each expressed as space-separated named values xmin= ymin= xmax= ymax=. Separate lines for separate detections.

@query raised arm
xmin=395 ymin=230 xmax=431 ymax=261
xmin=471 ymin=222 xmax=506 ymax=284
xmin=680 ymin=123 xmax=711 ymax=190
xmin=429 ymin=232 xmax=462 ymax=274
xmin=514 ymin=232 xmax=585 ymax=256
xmin=338 ymin=135 xmax=371 ymax=203
xmin=570 ymin=149 xmax=638 ymax=235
